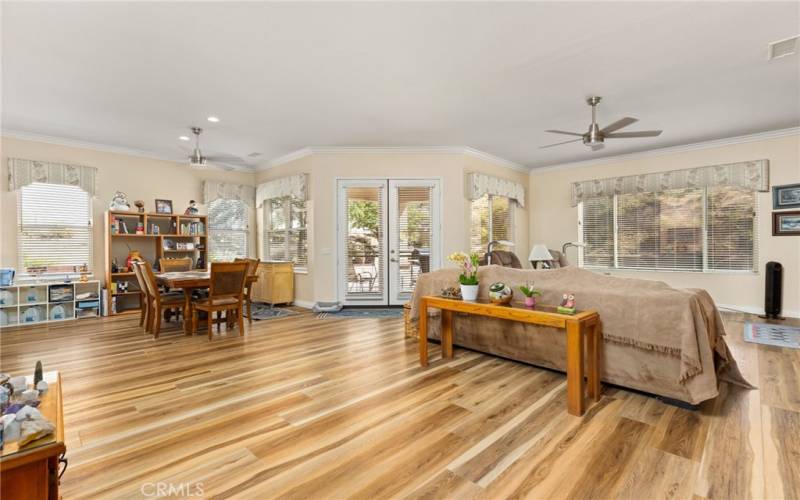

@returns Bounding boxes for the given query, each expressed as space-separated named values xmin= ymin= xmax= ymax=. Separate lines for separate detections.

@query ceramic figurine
xmin=134 ymin=200 xmax=145 ymax=213
xmin=109 ymin=191 xmax=131 ymax=211
xmin=36 ymin=380 xmax=48 ymax=394
xmin=488 ymin=282 xmax=513 ymax=304
xmin=117 ymin=281 xmax=129 ymax=293
xmin=185 ymin=200 xmax=199 ymax=215
xmin=557 ymin=293 xmax=577 ymax=314
xmin=33 ymin=361 xmax=43 ymax=386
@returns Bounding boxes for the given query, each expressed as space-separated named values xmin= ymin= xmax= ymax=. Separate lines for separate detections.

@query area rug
xmin=247 ymin=303 xmax=299 ymax=320
xmin=316 ymin=308 xmax=403 ymax=319
xmin=743 ymin=322 xmax=800 ymax=349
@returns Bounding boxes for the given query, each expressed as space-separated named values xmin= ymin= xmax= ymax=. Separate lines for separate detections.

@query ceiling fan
xmin=183 ymin=127 xmax=250 ymax=171
xmin=541 ymin=96 xmax=662 ymax=151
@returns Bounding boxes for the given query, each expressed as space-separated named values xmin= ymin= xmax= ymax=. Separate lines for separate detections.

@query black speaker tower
xmin=760 ymin=261 xmax=784 ymax=320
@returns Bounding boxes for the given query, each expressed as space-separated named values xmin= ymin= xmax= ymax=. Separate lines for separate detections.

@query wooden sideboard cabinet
xmin=252 ymin=261 xmax=294 ymax=305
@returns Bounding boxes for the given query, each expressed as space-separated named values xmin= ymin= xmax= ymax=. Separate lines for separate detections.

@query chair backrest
xmin=209 ymin=261 xmax=248 ymax=300
xmin=160 ymin=257 xmax=193 ymax=272
xmin=479 ymin=250 xmax=523 ymax=269
xmin=139 ymin=261 xmax=162 ymax=303
xmin=235 ymin=257 xmax=260 ymax=277
xmin=132 ymin=261 xmax=150 ymax=299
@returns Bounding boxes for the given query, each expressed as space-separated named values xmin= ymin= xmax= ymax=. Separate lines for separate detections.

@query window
xmin=208 ymin=198 xmax=249 ymax=261
xmin=580 ymin=186 xmax=756 ymax=272
xmin=470 ymin=194 xmax=513 ymax=253
xmin=18 ymin=183 xmax=92 ymax=274
xmin=264 ymin=196 xmax=307 ymax=270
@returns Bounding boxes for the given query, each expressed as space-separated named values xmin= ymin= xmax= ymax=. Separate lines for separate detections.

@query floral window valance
xmin=466 ymin=172 xmax=525 ymax=208
xmin=570 ymin=159 xmax=769 ymax=207
xmin=8 ymin=158 xmax=98 ymax=197
xmin=256 ymin=173 xmax=308 ymax=207
xmin=202 ymin=180 xmax=256 ymax=207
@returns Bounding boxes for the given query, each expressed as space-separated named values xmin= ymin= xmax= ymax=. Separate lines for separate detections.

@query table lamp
xmin=529 ymin=244 xmax=554 ymax=269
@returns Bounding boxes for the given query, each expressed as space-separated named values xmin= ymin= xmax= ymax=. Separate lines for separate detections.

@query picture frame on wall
xmin=772 ymin=210 xmax=800 ymax=236
xmin=772 ymin=183 xmax=800 ymax=210
xmin=155 ymin=199 xmax=173 ymax=214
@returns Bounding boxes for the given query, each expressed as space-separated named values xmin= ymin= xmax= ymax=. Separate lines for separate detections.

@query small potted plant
xmin=519 ymin=282 xmax=541 ymax=307
xmin=448 ymin=251 xmax=481 ymax=301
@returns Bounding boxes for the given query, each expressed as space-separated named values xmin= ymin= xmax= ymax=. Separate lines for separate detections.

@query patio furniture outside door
xmin=337 ymin=179 xmax=441 ymax=306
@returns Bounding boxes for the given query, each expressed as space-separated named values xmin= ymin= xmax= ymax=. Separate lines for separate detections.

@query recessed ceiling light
xmin=207 ymin=116 xmax=220 ymax=123
xmin=179 ymin=135 xmax=190 ymax=141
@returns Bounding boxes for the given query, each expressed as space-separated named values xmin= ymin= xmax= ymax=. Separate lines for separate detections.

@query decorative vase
xmin=488 ymin=282 xmax=513 ymax=304
xmin=524 ymin=296 xmax=536 ymax=307
xmin=460 ymin=284 xmax=479 ymax=301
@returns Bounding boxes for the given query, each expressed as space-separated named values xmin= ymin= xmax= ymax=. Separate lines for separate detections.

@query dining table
xmin=156 ymin=270 xmax=258 ymax=335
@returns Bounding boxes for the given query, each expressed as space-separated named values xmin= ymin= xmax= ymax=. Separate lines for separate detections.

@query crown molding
xmin=1 ymin=128 xmax=255 ymax=173
xmin=259 ymin=145 xmax=528 ymax=173
xmin=531 ymin=126 xmax=800 ymax=174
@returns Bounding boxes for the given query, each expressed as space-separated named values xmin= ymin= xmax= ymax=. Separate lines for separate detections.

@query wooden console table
xmin=418 ymin=296 xmax=601 ymax=416
xmin=0 ymin=371 xmax=65 ymax=499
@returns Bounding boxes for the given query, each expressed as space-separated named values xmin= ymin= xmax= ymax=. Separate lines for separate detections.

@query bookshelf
xmin=104 ymin=210 xmax=209 ymax=315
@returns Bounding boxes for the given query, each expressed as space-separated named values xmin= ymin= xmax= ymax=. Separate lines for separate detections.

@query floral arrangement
xmin=519 ymin=282 xmax=542 ymax=298
xmin=447 ymin=251 xmax=480 ymax=285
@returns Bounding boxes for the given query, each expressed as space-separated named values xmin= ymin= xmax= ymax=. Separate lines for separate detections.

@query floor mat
xmin=316 ymin=308 xmax=403 ymax=319
xmin=247 ymin=303 xmax=300 ymax=320
xmin=743 ymin=322 xmax=800 ymax=349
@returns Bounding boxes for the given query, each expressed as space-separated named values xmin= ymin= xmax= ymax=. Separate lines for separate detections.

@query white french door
xmin=337 ymin=179 xmax=441 ymax=306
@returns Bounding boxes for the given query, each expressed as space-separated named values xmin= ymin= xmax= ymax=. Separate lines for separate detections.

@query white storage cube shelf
xmin=0 ymin=280 xmax=101 ymax=328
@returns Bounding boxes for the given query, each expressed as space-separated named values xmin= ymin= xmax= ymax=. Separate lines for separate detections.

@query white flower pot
xmin=460 ymin=284 xmax=479 ymax=301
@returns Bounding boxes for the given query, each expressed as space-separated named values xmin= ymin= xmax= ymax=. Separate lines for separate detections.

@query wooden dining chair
xmin=132 ymin=261 xmax=151 ymax=332
xmin=140 ymin=261 xmax=184 ymax=338
xmin=235 ymin=258 xmax=260 ymax=323
xmin=191 ymin=262 xmax=248 ymax=340
xmin=160 ymin=257 xmax=193 ymax=272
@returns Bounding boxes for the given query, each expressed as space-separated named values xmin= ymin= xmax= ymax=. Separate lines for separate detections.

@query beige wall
xmin=1 ymin=136 xmax=257 ymax=280
xmin=529 ymin=134 xmax=800 ymax=316
xmin=256 ymin=152 xmax=529 ymax=304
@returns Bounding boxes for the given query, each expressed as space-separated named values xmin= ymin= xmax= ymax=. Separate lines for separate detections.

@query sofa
xmin=409 ymin=265 xmax=750 ymax=405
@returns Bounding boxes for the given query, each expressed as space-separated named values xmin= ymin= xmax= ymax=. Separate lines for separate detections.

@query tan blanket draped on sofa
xmin=410 ymin=265 xmax=750 ymax=389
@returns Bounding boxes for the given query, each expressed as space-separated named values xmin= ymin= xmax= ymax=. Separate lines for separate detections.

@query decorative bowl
xmin=488 ymin=282 xmax=513 ymax=304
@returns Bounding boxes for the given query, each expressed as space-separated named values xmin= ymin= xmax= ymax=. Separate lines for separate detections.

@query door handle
xmin=390 ymin=258 xmax=398 ymax=263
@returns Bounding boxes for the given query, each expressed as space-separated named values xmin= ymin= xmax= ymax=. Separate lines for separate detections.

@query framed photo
xmin=772 ymin=210 xmax=800 ymax=236
xmin=772 ymin=183 xmax=800 ymax=210
xmin=155 ymin=199 xmax=173 ymax=214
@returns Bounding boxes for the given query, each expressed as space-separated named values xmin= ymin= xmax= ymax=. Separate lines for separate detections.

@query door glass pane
xmin=345 ymin=186 xmax=383 ymax=300
xmin=396 ymin=186 xmax=432 ymax=298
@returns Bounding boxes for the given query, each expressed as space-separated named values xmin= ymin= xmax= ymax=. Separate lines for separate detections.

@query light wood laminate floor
xmin=1 ymin=310 xmax=798 ymax=499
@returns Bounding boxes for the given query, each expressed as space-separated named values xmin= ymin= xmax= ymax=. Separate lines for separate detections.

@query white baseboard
xmin=717 ymin=303 xmax=800 ymax=319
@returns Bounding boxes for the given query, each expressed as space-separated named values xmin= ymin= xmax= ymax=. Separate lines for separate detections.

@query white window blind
xmin=470 ymin=194 xmax=513 ymax=253
xmin=264 ymin=196 xmax=307 ymax=270
xmin=208 ymin=198 xmax=249 ymax=262
xmin=580 ymin=187 xmax=756 ymax=272
xmin=18 ymin=183 xmax=92 ymax=274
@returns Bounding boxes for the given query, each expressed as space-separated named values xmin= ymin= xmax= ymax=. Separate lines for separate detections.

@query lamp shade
xmin=528 ymin=244 xmax=554 ymax=262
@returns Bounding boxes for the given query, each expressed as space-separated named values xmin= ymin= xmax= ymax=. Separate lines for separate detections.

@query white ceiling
xmin=2 ymin=2 xmax=799 ymax=170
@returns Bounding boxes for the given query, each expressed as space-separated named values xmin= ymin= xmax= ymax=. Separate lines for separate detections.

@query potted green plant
xmin=519 ymin=282 xmax=541 ymax=307
xmin=448 ymin=251 xmax=481 ymax=300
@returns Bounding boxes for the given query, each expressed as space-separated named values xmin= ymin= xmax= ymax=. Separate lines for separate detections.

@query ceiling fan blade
xmin=205 ymin=154 xmax=250 ymax=166
xmin=539 ymin=138 xmax=583 ymax=149
xmin=600 ymin=117 xmax=638 ymax=134
xmin=545 ymin=129 xmax=584 ymax=137
xmin=604 ymin=130 xmax=663 ymax=138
